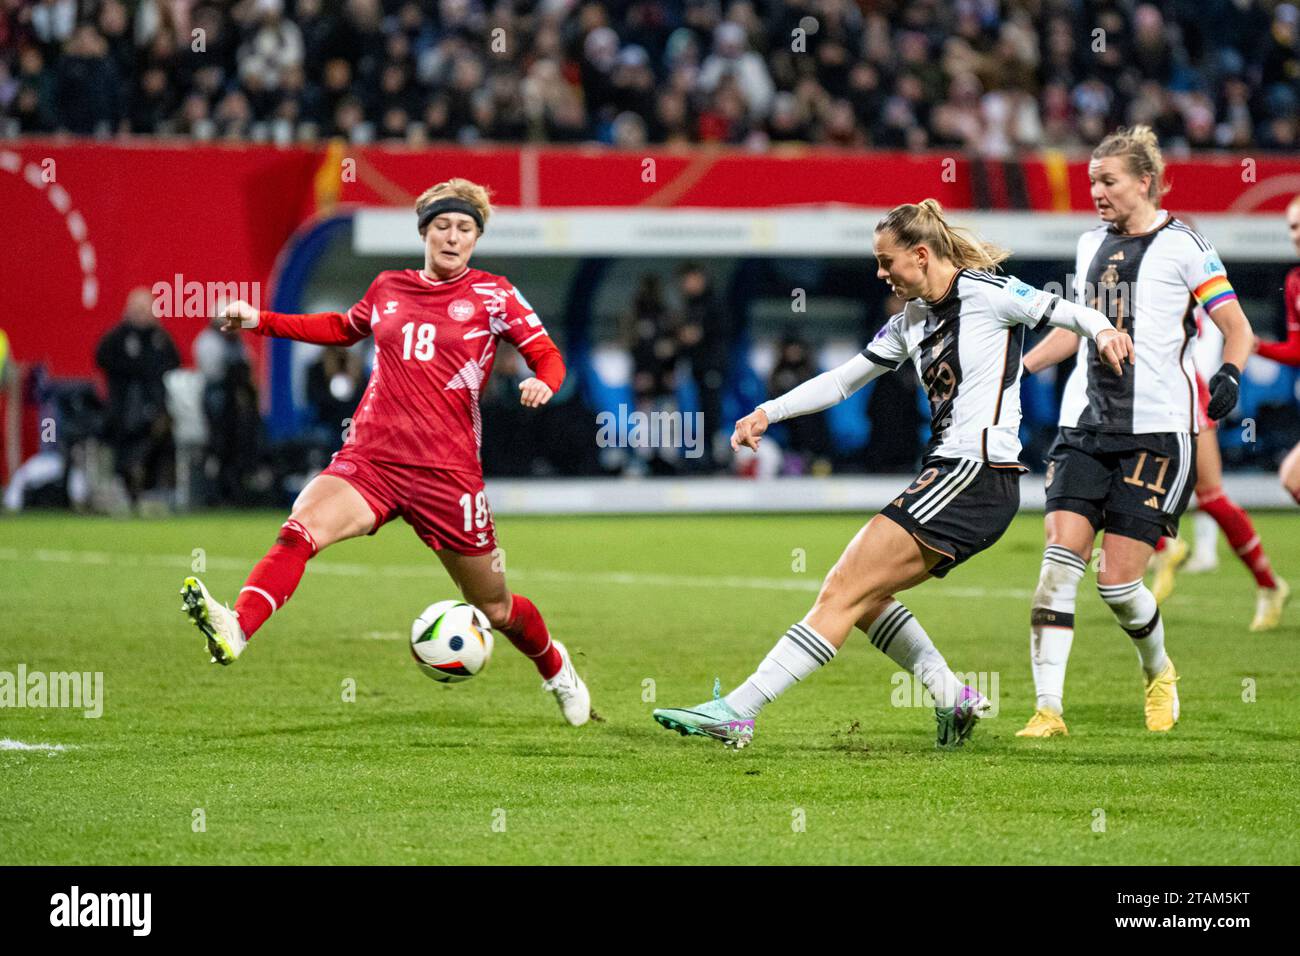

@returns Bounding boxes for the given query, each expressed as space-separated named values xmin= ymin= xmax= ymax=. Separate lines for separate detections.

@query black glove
xmin=1205 ymin=362 xmax=1241 ymax=421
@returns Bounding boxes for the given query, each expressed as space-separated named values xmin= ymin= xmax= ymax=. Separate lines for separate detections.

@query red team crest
xmin=448 ymin=298 xmax=475 ymax=322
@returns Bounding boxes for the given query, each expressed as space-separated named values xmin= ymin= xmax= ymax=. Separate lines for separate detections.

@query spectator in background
xmin=193 ymin=315 xmax=248 ymax=388
xmin=479 ymin=346 xmax=532 ymax=477
xmin=768 ymin=331 xmax=831 ymax=475
xmin=205 ymin=355 xmax=262 ymax=504
xmin=238 ymin=0 xmax=304 ymax=93
xmin=676 ymin=263 xmax=728 ymax=471
xmin=862 ymin=296 xmax=922 ymax=472
xmin=55 ymin=23 xmax=121 ymax=134
xmin=191 ymin=313 xmax=263 ymax=504
xmin=12 ymin=47 xmax=57 ymax=132
xmin=305 ymin=344 xmax=364 ymax=444
xmin=94 ymin=288 xmax=179 ymax=505
xmin=697 ymin=20 xmax=773 ymax=124
xmin=629 ymin=273 xmax=681 ymax=475
xmin=30 ymin=0 xmax=76 ymax=53
xmin=9 ymin=0 xmax=1300 ymax=152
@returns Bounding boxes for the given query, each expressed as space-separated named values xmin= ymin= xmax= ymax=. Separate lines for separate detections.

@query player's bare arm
xmin=1022 ymin=327 xmax=1080 ymax=374
xmin=732 ymin=351 xmax=881 ymax=453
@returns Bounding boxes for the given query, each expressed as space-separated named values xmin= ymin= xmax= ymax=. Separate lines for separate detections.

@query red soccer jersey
xmin=255 ymin=267 xmax=564 ymax=472
xmin=1256 ymin=265 xmax=1300 ymax=366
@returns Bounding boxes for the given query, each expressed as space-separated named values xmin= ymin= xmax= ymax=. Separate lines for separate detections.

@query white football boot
xmin=180 ymin=576 xmax=247 ymax=665
xmin=541 ymin=640 xmax=591 ymax=726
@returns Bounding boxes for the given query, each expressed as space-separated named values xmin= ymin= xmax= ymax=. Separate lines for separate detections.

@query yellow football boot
xmin=1249 ymin=579 xmax=1290 ymax=632
xmin=1144 ymin=659 xmax=1180 ymax=732
xmin=1015 ymin=708 xmax=1069 ymax=738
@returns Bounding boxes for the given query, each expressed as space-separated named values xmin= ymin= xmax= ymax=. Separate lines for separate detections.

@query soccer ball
xmin=410 ymin=601 xmax=495 ymax=683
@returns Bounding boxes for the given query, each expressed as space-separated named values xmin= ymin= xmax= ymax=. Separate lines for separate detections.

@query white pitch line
xmin=0 ymin=545 xmax=1038 ymax=599
xmin=0 ymin=739 xmax=73 ymax=752
xmin=0 ymin=545 xmax=1250 ymax=609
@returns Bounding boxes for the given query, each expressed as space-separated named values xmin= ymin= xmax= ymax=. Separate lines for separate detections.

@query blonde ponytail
xmin=875 ymin=199 xmax=1010 ymax=271
xmin=1092 ymin=125 xmax=1169 ymax=204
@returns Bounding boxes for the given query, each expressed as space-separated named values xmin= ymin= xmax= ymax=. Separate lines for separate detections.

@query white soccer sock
xmin=1097 ymin=579 xmax=1167 ymax=678
xmin=1031 ymin=545 xmax=1086 ymax=713
xmin=1193 ymin=511 xmax=1218 ymax=564
xmin=725 ymin=622 xmax=837 ymax=718
xmin=867 ymin=601 xmax=964 ymax=708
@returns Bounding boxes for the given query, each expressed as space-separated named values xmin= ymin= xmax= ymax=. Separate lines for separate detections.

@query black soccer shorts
xmin=1043 ymin=427 xmax=1196 ymax=546
xmin=881 ymin=456 xmax=1024 ymax=578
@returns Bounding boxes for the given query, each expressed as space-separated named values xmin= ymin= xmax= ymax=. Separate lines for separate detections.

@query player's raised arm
xmin=1255 ymin=266 xmax=1300 ymax=366
xmin=733 ymin=349 xmax=891 ymax=452
xmin=996 ymin=277 xmax=1133 ymax=375
xmin=218 ymin=290 xmax=373 ymax=347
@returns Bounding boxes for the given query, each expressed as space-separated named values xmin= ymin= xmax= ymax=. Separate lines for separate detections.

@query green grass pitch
xmin=2 ymin=510 xmax=1298 ymax=865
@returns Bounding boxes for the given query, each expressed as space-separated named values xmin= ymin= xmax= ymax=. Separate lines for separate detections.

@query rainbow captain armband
xmin=1193 ymin=275 xmax=1237 ymax=313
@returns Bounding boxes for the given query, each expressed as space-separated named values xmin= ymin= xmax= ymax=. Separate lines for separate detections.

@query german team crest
xmin=448 ymin=298 xmax=475 ymax=322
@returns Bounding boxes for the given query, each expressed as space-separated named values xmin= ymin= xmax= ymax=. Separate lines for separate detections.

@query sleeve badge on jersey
xmin=448 ymin=298 xmax=476 ymax=322
xmin=1204 ymin=255 xmax=1224 ymax=275
xmin=1007 ymin=278 xmax=1034 ymax=299
xmin=511 ymin=287 xmax=534 ymax=311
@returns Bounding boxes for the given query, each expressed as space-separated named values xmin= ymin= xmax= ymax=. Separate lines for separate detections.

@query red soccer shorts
xmin=322 ymin=447 xmax=497 ymax=555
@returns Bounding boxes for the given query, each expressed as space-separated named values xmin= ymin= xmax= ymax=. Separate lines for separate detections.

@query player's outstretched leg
xmin=178 ymin=475 xmax=371 ymax=664
xmin=180 ymin=576 xmax=247 ymax=665
xmin=652 ymin=677 xmax=757 ymax=749
xmin=861 ymin=600 xmax=990 ymax=749
xmin=179 ymin=518 xmax=318 ymax=664
xmin=654 ymin=513 xmax=967 ymax=749
xmin=504 ymin=594 xmax=590 ymax=727
xmin=1097 ymin=578 xmax=1178 ymax=731
xmin=653 ymin=620 xmax=836 ymax=749
xmin=1018 ymin=544 xmax=1085 ymax=738
xmin=438 ymin=549 xmax=591 ymax=726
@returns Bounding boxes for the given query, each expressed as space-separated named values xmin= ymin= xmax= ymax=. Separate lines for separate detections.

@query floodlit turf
xmin=1 ymin=509 xmax=1298 ymax=865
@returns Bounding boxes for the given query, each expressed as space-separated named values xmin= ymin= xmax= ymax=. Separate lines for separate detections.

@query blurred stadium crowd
xmin=4 ymin=0 xmax=1300 ymax=153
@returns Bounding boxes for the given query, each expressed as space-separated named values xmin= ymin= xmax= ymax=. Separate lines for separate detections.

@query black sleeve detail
xmin=1032 ymin=295 xmax=1060 ymax=332
xmin=863 ymin=349 xmax=900 ymax=370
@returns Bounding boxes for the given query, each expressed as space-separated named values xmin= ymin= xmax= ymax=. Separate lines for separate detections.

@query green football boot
xmin=935 ymin=685 xmax=990 ymax=750
xmin=653 ymin=679 xmax=755 ymax=749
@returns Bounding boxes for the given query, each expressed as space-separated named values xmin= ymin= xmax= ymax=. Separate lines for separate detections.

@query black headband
xmin=418 ymin=198 xmax=485 ymax=235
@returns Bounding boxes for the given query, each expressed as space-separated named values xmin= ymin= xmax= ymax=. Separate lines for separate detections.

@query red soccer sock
xmin=1198 ymin=489 xmax=1278 ymax=589
xmin=232 ymin=519 xmax=318 ymax=639
xmin=498 ymin=593 xmax=562 ymax=679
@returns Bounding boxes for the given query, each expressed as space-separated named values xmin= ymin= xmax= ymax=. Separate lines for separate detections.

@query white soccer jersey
xmin=865 ymin=269 xmax=1063 ymax=464
xmin=1059 ymin=212 xmax=1237 ymax=434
